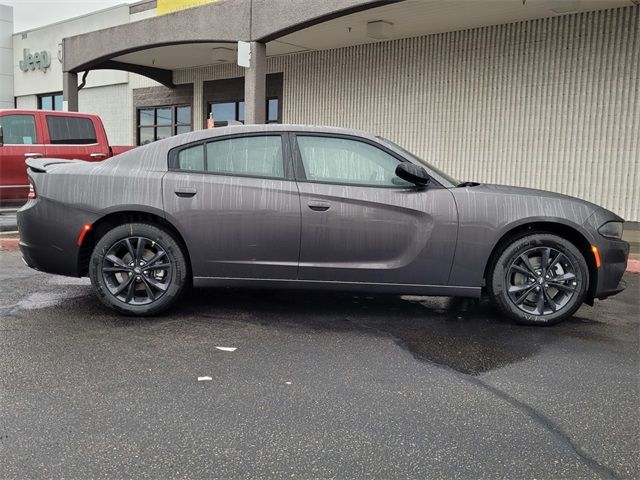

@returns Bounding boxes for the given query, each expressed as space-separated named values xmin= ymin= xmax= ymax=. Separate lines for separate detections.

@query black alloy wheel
xmin=489 ymin=233 xmax=589 ymax=325
xmin=89 ymin=223 xmax=188 ymax=315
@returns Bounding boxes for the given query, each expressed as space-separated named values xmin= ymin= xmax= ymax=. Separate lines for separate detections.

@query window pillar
xmin=244 ymin=42 xmax=266 ymax=124
xmin=63 ymin=71 xmax=78 ymax=112
xmin=193 ymin=76 xmax=204 ymax=130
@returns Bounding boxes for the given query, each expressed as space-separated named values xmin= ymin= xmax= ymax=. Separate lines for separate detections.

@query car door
xmin=292 ymin=133 xmax=458 ymax=286
xmin=162 ymin=133 xmax=301 ymax=280
xmin=43 ymin=114 xmax=110 ymax=161
xmin=0 ymin=113 xmax=45 ymax=204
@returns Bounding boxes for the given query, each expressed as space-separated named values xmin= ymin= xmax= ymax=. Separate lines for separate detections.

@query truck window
xmin=0 ymin=114 xmax=37 ymax=144
xmin=46 ymin=115 xmax=97 ymax=145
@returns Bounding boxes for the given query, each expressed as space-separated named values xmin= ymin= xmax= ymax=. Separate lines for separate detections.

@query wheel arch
xmin=78 ymin=209 xmax=192 ymax=278
xmin=483 ymin=221 xmax=598 ymax=304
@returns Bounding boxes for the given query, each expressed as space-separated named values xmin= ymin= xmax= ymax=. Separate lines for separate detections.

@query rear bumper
xmin=17 ymin=197 xmax=94 ymax=277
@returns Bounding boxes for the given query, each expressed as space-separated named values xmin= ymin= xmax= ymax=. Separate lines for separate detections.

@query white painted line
xmin=285 ymin=381 xmax=292 ymax=385
xmin=198 ymin=376 xmax=212 ymax=381
xmin=216 ymin=346 xmax=237 ymax=352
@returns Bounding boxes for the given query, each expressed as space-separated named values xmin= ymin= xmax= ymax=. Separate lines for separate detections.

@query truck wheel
xmin=89 ymin=223 xmax=189 ymax=316
xmin=488 ymin=233 xmax=588 ymax=325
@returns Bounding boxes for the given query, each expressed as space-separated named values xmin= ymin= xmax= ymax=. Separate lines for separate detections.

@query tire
xmin=89 ymin=222 xmax=189 ymax=316
xmin=488 ymin=233 xmax=589 ymax=325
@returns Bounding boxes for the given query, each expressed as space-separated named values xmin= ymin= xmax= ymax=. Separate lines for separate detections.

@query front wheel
xmin=89 ymin=223 xmax=189 ymax=316
xmin=488 ymin=233 xmax=589 ymax=325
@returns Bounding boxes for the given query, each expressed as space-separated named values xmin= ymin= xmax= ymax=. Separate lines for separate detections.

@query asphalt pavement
xmin=0 ymin=249 xmax=638 ymax=479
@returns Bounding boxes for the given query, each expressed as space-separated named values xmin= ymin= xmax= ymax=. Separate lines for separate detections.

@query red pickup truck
xmin=0 ymin=109 xmax=134 ymax=205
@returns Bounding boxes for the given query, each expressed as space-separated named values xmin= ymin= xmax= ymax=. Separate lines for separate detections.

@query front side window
xmin=206 ymin=136 xmax=284 ymax=178
xmin=46 ymin=116 xmax=97 ymax=144
xmin=0 ymin=114 xmax=37 ymax=144
xmin=137 ymin=105 xmax=192 ymax=145
xmin=296 ymin=136 xmax=409 ymax=187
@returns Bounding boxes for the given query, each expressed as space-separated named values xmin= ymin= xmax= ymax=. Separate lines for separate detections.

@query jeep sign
xmin=19 ymin=49 xmax=51 ymax=72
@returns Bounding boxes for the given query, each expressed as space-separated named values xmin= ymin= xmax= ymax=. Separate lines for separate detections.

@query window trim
xmin=289 ymin=132 xmax=443 ymax=189
xmin=136 ymin=104 xmax=193 ymax=146
xmin=168 ymin=132 xmax=294 ymax=181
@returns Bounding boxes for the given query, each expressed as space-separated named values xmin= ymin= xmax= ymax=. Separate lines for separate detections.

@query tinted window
xmin=297 ymin=136 xmax=409 ymax=187
xmin=178 ymin=144 xmax=205 ymax=171
xmin=0 ymin=114 xmax=37 ymax=144
xmin=46 ymin=116 xmax=97 ymax=144
xmin=205 ymin=136 xmax=284 ymax=178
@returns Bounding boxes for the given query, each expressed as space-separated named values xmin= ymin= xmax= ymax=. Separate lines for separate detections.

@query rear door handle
xmin=24 ymin=152 xmax=43 ymax=159
xmin=174 ymin=187 xmax=197 ymax=198
xmin=308 ymin=200 xmax=331 ymax=212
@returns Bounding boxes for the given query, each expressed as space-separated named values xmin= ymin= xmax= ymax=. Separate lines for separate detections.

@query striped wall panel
xmin=174 ymin=6 xmax=639 ymax=220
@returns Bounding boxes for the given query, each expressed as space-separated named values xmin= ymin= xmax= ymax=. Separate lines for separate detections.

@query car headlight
xmin=598 ymin=221 xmax=624 ymax=239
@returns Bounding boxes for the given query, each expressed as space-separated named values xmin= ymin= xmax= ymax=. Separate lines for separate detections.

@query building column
xmin=244 ymin=42 xmax=266 ymax=124
xmin=63 ymin=71 xmax=78 ymax=112
xmin=193 ymin=76 xmax=204 ymax=130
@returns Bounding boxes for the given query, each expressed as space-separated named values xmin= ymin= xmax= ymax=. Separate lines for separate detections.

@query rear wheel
xmin=89 ymin=223 xmax=188 ymax=316
xmin=488 ymin=233 xmax=588 ymax=325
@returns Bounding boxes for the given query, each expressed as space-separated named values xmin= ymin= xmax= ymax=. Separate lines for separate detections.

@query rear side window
xmin=46 ymin=115 xmax=97 ymax=144
xmin=205 ymin=136 xmax=284 ymax=178
xmin=0 ymin=114 xmax=36 ymax=144
xmin=178 ymin=144 xmax=205 ymax=171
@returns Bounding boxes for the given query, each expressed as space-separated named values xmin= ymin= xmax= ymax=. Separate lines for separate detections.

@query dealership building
xmin=6 ymin=0 xmax=639 ymax=220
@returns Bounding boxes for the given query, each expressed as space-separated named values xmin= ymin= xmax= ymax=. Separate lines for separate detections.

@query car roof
xmin=165 ymin=124 xmax=378 ymax=144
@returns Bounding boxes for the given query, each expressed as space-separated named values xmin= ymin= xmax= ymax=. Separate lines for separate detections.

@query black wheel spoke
xmin=106 ymin=254 xmax=129 ymax=269
xmin=124 ymin=238 xmax=136 ymax=261
xmin=519 ymin=254 xmax=538 ymax=276
xmin=514 ymin=285 xmax=537 ymax=305
xmin=151 ymin=262 xmax=171 ymax=269
xmin=140 ymin=277 xmax=157 ymax=301
xmin=124 ymin=279 xmax=136 ymax=303
xmin=103 ymin=266 xmax=131 ymax=273
xmin=535 ymin=291 xmax=545 ymax=315
xmin=551 ymin=272 xmax=576 ymax=282
xmin=547 ymin=251 xmax=563 ymax=273
xmin=146 ymin=251 xmax=166 ymax=266
xmin=509 ymin=264 xmax=532 ymax=277
xmin=541 ymin=248 xmax=550 ymax=273
xmin=135 ymin=237 xmax=146 ymax=264
xmin=113 ymin=275 xmax=133 ymax=296
xmin=547 ymin=281 xmax=575 ymax=293
xmin=144 ymin=276 xmax=168 ymax=292
xmin=543 ymin=288 xmax=558 ymax=312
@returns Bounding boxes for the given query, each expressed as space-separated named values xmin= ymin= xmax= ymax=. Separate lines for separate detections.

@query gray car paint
xmin=17 ymin=124 xmax=628 ymax=302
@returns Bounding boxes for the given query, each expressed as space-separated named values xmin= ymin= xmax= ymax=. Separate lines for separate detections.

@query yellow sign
xmin=157 ymin=0 xmax=218 ymax=16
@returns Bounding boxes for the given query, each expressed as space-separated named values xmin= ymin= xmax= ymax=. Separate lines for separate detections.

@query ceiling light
xmin=366 ymin=21 xmax=394 ymax=40
xmin=211 ymin=47 xmax=235 ymax=63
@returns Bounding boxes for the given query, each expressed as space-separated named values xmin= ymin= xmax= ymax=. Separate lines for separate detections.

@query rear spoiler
xmin=25 ymin=158 xmax=86 ymax=173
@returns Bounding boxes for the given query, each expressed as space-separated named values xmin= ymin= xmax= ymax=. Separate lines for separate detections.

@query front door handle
xmin=90 ymin=153 xmax=107 ymax=159
xmin=308 ymin=200 xmax=331 ymax=212
xmin=175 ymin=187 xmax=197 ymax=198
xmin=24 ymin=152 xmax=43 ymax=159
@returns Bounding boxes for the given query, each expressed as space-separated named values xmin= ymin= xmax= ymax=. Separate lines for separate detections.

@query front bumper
xmin=593 ymin=237 xmax=629 ymax=300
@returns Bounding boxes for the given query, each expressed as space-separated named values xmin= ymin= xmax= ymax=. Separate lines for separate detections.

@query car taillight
xmin=27 ymin=180 xmax=36 ymax=199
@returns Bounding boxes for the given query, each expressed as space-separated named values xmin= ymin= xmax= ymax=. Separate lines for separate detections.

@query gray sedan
xmin=17 ymin=125 xmax=628 ymax=324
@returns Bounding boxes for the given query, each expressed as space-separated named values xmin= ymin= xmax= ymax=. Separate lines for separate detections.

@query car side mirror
xmin=395 ymin=162 xmax=430 ymax=186
xmin=0 ymin=125 xmax=3 ymax=147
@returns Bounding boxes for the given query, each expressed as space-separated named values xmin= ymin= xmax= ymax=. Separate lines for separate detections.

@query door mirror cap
xmin=0 ymin=125 xmax=3 ymax=147
xmin=395 ymin=162 xmax=430 ymax=186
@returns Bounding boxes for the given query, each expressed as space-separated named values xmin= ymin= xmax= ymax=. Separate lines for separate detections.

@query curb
xmin=0 ymin=236 xmax=639 ymax=272
xmin=0 ymin=238 xmax=19 ymax=251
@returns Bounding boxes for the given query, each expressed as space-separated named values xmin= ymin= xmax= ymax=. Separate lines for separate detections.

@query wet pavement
xmin=0 ymin=249 xmax=638 ymax=479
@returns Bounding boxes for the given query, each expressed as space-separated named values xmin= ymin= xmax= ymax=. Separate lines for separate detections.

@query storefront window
xmin=208 ymin=98 xmax=279 ymax=126
xmin=38 ymin=93 xmax=63 ymax=111
xmin=137 ymin=105 xmax=192 ymax=145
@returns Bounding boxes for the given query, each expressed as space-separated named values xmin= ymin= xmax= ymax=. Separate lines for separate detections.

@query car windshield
xmin=377 ymin=136 xmax=460 ymax=186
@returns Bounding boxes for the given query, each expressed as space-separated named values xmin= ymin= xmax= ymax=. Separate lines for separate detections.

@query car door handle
xmin=90 ymin=153 xmax=107 ymax=159
xmin=175 ymin=187 xmax=197 ymax=198
xmin=308 ymin=200 xmax=331 ymax=212
xmin=24 ymin=152 xmax=43 ymax=159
